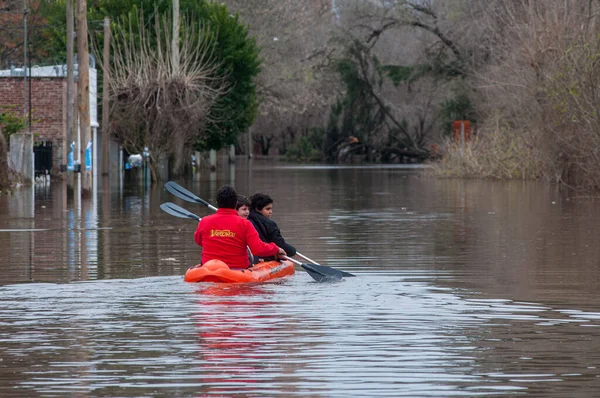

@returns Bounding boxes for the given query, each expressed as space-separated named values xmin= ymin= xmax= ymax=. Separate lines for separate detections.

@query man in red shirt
xmin=194 ymin=185 xmax=286 ymax=269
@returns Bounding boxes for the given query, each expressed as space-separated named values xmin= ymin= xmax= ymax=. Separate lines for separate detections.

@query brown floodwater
xmin=0 ymin=159 xmax=599 ymax=397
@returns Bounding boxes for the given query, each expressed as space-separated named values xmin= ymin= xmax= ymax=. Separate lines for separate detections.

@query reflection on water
xmin=0 ymin=160 xmax=600 ymax=396
xmin=193 ymin=283 xmax=302 ymax=396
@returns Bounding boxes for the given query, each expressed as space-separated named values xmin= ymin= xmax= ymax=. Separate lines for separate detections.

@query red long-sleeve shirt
xmin=194 ymin=208 xmax=280 ymax=269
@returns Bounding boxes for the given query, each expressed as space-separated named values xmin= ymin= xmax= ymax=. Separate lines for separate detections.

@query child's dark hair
xmin=236 ymin=195 xmax=250 ymax=210
xmin=216 ymin=185 xmax=238 ymax=209
xmin=249 ymin=193 xmax=273 ymax=211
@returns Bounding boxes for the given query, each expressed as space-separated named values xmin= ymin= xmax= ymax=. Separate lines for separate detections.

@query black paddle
xmin=160 ymin=200 xmax=351 ymax=282
xmin=164 ymin=181 xmax=355 ymax=279
xmin=282 ymin=256 xmax=346 ymax=283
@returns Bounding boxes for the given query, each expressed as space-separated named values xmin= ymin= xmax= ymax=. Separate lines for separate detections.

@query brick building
xmin=0 ymin=62 xmax=98 ymax=177
xmin=0 ymin=77 xmax=67 ymax=172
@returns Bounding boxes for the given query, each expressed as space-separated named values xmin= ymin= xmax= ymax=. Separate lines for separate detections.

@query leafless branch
xmin=96 ymin=10 xmax=229 ymax=179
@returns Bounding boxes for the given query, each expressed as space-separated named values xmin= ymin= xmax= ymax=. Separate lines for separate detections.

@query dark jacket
xmin=248 ymin=210 xmax=296 ymax=257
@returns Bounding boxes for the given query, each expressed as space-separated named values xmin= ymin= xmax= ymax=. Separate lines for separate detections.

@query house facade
xmin=0 ymin=60 xmax=98 ymax=177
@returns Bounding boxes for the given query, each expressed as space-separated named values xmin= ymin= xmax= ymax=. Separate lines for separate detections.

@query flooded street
xmin=1 ymin=160 xmax=600 ymax=397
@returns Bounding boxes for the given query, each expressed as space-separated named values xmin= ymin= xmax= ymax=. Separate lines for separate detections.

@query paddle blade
xmin=160 ymin=202 xmax=201 ymax=221
xmin=335 ymin=268 xmax=355 ymax=277
xmin=301 ymin=263 xmax=353 ymax=283
xmin=165 ymin=181 xmax=217 ymax=210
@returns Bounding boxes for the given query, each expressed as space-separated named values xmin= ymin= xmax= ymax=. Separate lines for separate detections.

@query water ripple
xmin=0 ymin=272 xmax=597 ymax=396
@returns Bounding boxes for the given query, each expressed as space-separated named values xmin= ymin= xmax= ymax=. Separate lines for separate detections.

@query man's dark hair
xmin=236 ymin=195 xmax=250 ymax=210
xmin=216 ymin=185 xmax=238 ymax=209
xmin=249 ymin=193 xmax=273 ymax=211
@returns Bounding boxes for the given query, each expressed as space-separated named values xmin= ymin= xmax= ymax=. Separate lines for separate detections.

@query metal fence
xmin=34 ymin=141 xmax=52 ymax=176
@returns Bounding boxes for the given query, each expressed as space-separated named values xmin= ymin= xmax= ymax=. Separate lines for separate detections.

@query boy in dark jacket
xmin=248 ymin=193 xmax=297 ymax=257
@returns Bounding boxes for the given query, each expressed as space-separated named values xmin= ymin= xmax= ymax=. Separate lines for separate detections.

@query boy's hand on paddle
xmin=277 ymin=247 xmax=286 ymax=258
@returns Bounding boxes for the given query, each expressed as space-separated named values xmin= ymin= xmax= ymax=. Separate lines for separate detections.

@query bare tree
xmin=223 ymin=0 xmax=339 ymax=151
xmin=467 ymin=0 xmax=600 ymax=188
xmin=99 ymin=12 xmax=229 ymax=181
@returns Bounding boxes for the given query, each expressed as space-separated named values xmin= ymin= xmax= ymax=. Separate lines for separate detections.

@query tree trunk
xmin=147 ymin=154 xmax=159 ymax=182
xmin=172 ymin=0 xmax=180 ymax=74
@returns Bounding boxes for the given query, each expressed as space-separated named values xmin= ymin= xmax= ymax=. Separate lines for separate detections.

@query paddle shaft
xmin=296 ymin=252 xmax=320 ymax=265
xmin=282 ymin=255 xmax=302 ymax=266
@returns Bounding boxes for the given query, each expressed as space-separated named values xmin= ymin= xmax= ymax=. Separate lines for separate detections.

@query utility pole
xmin=22 ymin=0 xmax=33 ymax=183
xmin=172 ymin=0 xmax=180 ymax=74
xmin=76 ymin=0 xmax=91 ymax=192
xmin=66 ymin=0 xmax=74 ymax=176
xmin=101 ymin=16 xmax=110 ymax=176
xmin=23 ymin=0 xmax=27 ymax=125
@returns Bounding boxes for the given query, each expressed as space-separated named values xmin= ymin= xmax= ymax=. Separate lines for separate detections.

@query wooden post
xmin=66 ymin=0 xmax=74 ymax=174
xmin=460 ymin=121 xmax=465 ymax=157
xmin=172 ymin=0 xmax=180 ymax=74
xmin=194 ymin=150 xmax=201 ymax=173
xmin=229 ymin=144 xmax=235 ymax=164
xmin=209 ymin=149 xmax=216 ymax=171
xmin=76 ymin=0 xmax=91 ymax=191
xmin=101 ymin=16 xmax=110 ymax=176
xmin=247 ymin=128 xmax=252 ymax=159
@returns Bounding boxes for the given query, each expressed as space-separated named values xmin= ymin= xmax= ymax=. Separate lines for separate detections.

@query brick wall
xmin=0 ymin=77 xmax=67 ymax=172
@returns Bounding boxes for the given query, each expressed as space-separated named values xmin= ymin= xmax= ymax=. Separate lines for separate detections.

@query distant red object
xmin=452 ymin=120 xmax=471 ymax=142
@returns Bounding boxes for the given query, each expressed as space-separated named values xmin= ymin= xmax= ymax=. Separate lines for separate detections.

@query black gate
xmin=34 ymin=141 xmax=53 ymax=176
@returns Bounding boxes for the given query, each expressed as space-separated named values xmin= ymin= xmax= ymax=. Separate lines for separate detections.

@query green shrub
xmin=285 ymin=128 xmax=324 ymax=162
xmin=0 ymin=111 xmax=25 ymax=146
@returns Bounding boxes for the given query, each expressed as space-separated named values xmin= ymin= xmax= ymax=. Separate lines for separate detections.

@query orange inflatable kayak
xmin=184 ymin=259 xmax=295 ymax=283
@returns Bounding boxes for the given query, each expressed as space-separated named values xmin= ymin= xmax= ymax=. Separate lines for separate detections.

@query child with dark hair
xmin=248 ymin=192 xmax=296 ymax=257
xmin=236 ymin=195 xmax=250 ymax=219
xmin=194 ymin=185 xmax=286 ymax=269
